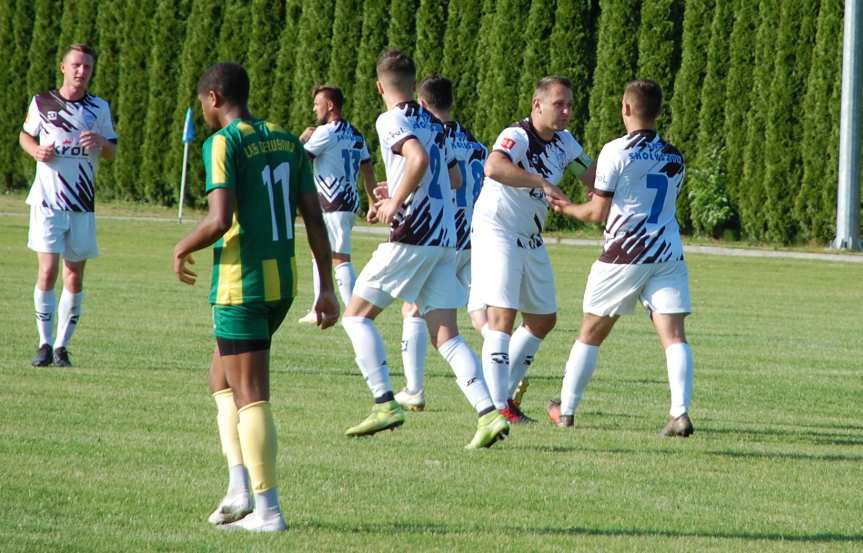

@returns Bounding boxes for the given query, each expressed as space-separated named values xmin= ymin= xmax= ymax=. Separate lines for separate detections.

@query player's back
xmin=304 ymin=119 xmax=370 ymax=213
xmin=376 ymin=101 xmax=455 ymax=247
xmin=596 ymin=129 xmax=685 ymax=264
xmin=205 ymin=119 xmax=312 ymax=305
xmin=446 ymin=121 xmax=487 ymax=250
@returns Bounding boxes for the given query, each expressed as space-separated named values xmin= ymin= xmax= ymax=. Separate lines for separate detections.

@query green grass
xmin=0 ymin=197 xmax=861 ymax=552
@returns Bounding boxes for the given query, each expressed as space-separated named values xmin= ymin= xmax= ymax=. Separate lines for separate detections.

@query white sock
xmin=401 ymin=317 xmax=428 ymax=394
xmin=334 ymin=262 xmax=356 ymax=306
xmin=342 ymin=316 xmax=392 ymax=400
xmin=479 ymin=322 xmax=489 ymax=339
xmin=481 ymin=330 xmax=511 ymax=409
xmin=438 ymin=335 xmax=493 ymax=414
xmin=54 ymin=289 xmax=83 ymax=349
xmin=560 ymin=341 xmax=600 ymax=416
xmin=254 ymin=487 xmax=281 ymax=516
xmin=227 ymin=464 xmax=249 ymax=496
xmin=34 ymin=287 xmax=56 ymax=346
xmin=507 ymin=326 xmax=542 ymax=397
xmin=310 ymin=261 xmax=321 ymax=310
xmin=666 ymin=342 xmax=694 ymax=417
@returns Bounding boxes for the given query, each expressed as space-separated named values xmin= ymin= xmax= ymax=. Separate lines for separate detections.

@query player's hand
xmin=299 ymin=126 xmax=316 ymax=143
xmin=374 ymin=197 xmax=402 ymax=225
xmin=33 ymin=143 xmax=55 ymax=162
xmin=549 ymin=195 xmax=574 ymax=214
xmin=542 ymin=181 xmax=569 ymax=204
xmin=173 ymin=251 xmax=197 ymax=285
xmin=366 ymin=203 xmax=379 ymax=224
xmin=313 ymin=290 xmax=340 ymax=330
xmin=79 ymin=131 xmax=106 ymax=150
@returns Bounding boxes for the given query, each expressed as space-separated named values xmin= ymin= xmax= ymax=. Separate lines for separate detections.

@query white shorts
xmin=28 ymin=204 xmax=99 ymax=261
xmin=469 ymin=230 xmax=556 ymax=315
xmin=323 ymin=211 xmax=356 ymax=254
xmin=353 ymin=243 xmax=467 ymax=315
xmin=583 ymin=260 xmax=691 ymax=316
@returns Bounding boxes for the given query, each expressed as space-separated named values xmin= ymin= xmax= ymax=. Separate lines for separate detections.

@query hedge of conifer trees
xmin=0 ymin=0 xmax=855 ymax=245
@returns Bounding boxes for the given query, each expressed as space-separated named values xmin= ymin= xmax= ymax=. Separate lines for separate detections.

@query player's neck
xmin=428 ymin=108 xmax=452 ymax=123
xmin=529 ymin=116 xmax=556 ymax=142
xmin=220 ymin=106 xmax=253 ymax=128
xmin=58 ymin=84 xmax=87 ymax=102
xmin=624 ymin=119 xmax=656 ymax=134
xmin=383 ymin=90 xmax=414 ymax=110
xmin=327 ymin=113 xmax=342 ymax=123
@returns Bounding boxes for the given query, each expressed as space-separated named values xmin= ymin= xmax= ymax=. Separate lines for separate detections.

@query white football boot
xmin=297 ymin=310 xmax=318 ymax=324
xmin=218 ymin=509 xmax=287 ymax=532
xmin=394 ymin=388 xmax=426 ymax=412
xmin=208 ymin=492 xmax=253 ymax=525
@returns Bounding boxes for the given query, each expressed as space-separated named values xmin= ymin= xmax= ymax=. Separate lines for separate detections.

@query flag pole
xmin=178 ymin=141 xmax=189 ymax=224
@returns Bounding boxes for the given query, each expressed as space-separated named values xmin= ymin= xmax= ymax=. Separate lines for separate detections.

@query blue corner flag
xmin=182 ymin=107 xmax=195 ymax=144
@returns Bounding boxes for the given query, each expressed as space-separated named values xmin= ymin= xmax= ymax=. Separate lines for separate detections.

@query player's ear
xmin=376 ymin=80 xmax=384 ymax=96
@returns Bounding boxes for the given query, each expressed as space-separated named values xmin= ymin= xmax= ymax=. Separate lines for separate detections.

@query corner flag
xmin=182 ymin=107 xmax=196 ymax=144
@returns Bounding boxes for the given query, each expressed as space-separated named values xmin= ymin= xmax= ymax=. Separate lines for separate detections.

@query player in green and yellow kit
xmin=172 ymin=63 xmax=339 ymax=532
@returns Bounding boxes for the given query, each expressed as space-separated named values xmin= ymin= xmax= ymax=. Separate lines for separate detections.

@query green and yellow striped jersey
xmin=203 ymin=118 xmax=314 ymax=305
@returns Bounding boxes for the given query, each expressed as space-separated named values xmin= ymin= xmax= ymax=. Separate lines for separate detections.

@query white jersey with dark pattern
xmin=22 ymin=90 xmax=117 ymax=212
xmin=445 ymin=121 xmax=487 ymax=251
xmin=303 ymin=119 xmax=371 ymax=213
xmin=594 ymin=130 xmax=685 ymax=264
xmin=473 ymin=118 xmax=589 ymax=248
xmin=376 ymin=101 xmax=456 ymax=247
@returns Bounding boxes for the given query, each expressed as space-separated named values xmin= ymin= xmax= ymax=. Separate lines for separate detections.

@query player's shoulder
xmin=554 ymin=128 xmax=584 ymax=153
xmin=600 ymin=133 xmax=635 ymax=160
xmin=82 ymin=93 xmax=111 ymax=111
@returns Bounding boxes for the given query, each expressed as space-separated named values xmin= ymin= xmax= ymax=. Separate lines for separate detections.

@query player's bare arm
xmin=375 ymin=138 xmax=428 ymax=224
xmin=579 ymin=161 xmax=597 ymax=191
xmin=19 ymin=131 xmax=55 ymax=163
xmin=79 ymin=131 xmax=116 ymax=160
xmin=550 ymin=191 xmax=611 ymax=224
xmin=484 ymin=150 xmax=568 ymax=203
xmin=172 ymin=188 xmax=236 ymax=285
xmin=298 ymin=190 xmax=340 ymax=329
xmin=299 ymin=126 xmax=316 ymax=144
xmin=359 ymin=161 xmax=379 ymax=223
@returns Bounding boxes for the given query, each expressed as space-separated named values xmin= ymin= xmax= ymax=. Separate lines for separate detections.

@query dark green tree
xmin=92 ymin=1 xmax=125 ymax=104
xmin=0 ymin=0 xmax=22 ymax=189
xmin=740 ymin=0 xmax=780 ymax=240
xmin=549 ymin=0 xmax=597 ymax=139
xmin=217 ymin=0 xmax=250 ymax=65
xmin=270 ymin=0 xmax=303 ymax=126
xmin=289 ymin=0 xmax=334 ymax=132
xmin=73 ymin=0 xmax=100 ymax=46
xmin=441 ymin=0 xmax=483 ymax=127
xmin=114 ymin=1 xmax=156 ymax=199
xmin=26 ymin=0 xmax=62 ymax=98
xmin=471 ymin=0 xmax=499 ymax=143
xmin=486 ymin=0 xmax=532 ymax=141
xmin=327 ymin=0 xmax=364 ymax=110
xmin=517 ymin=0 xmax=556 ymax=115
xmin=168 ymin=0 xmax=222 ymax=206
xmin=795 ymin=0 xmax=844 ymax=243
xmin=667 ymin=0 xmax=713 ymax=230
xmin=636 ymin=0 xmax=683 ymax=137
xmin=388 ymin=0 xmax=418 ymax=53
xmin=55 ymin=0 xmax=79 ymax=69
xmin=247 ymin=0 xmax=284 ymax=119
xmin=761 ymin=0 xmax=819 ymax=243
xmin=415 ymin=0 xmax=447 ymax=78
xmin=721 ymin=0 xmax=758 ymax=210
xmin=351 ymin=1 xmax=390 ymax=178
xmin=585 ymin=0 xmax=639 ymax=156
xmin=141 ymin=0 xmax=190 ymax=203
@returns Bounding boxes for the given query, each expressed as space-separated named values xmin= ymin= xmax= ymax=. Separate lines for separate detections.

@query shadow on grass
xmin=300 ymin=520 xmax=863 ymax=544
xmin=706 ymin=426 xmax=863 ymax=446
xmin=518 ymin=444 xmax=863 ymax=463
xmin=708 ymin=449 xmax=863 ymax=463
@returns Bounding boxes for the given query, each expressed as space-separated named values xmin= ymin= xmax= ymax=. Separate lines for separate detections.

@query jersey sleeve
xmin=593 ymin=143 xmax=622 ymax=196
xmin=96 ymin=101 xmax=118 ymax=143
xmin=492 ymin=127 xmax=528 ymax=164
xmin=303 ymin=125 xmax=331 ymax=159
xmin=203 ymin=134 xmax=237 ymax=193
xmin=377 ymin=110 xmax=416 ymax=155
xmin=565 ymin=134 xmax=592 ymax=178
xmin=359 ymin=136 xmax=371 ymax=164
xmin=22 ymin=97 xmax=40 ymax=137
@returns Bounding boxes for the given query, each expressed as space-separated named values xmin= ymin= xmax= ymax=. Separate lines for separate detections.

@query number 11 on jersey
xmin=261 ymin=162 xmax=294 ymax=241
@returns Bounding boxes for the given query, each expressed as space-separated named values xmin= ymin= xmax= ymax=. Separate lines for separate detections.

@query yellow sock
xmin=237 ymin=401 xmax=278 ymax=493
xmin=213 ymin=389 xmax=244 ymax=467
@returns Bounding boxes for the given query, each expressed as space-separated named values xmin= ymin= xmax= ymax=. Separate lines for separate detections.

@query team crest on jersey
xmin=47 ymin=111 xmax=58 ymax=120
xmin=500 ymin=138 xmax=516 ymax=150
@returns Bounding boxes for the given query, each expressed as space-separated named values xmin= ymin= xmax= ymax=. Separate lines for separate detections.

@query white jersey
xmin=376 ymin=101 xmax=456 ymax=247
xmin=594 ymin=129 xmax=685 ymax=264
xmin=304 ymin=119 xmax=371 ymax=213
xmin=22 ymin=90 xmax=117 ymax=212
xmin=445 ymin=121 xmax=488 ymax=251
xmin=473 ymin=118 xmax=590 ymax=248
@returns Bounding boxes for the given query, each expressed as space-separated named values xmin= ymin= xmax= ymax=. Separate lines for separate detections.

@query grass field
xmin=1 ymin=195 xmax=861 ymax=552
